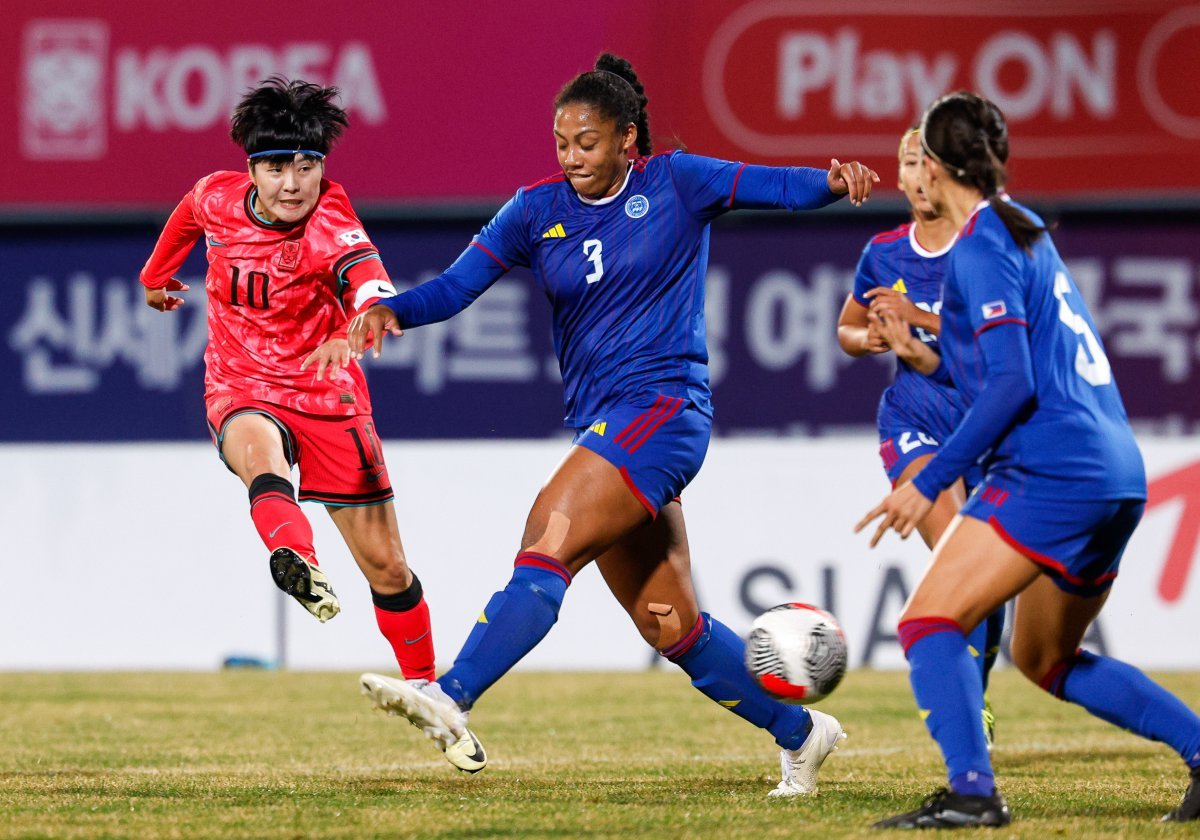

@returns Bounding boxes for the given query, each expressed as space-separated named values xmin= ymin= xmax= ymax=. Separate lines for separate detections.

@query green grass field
xmin=1 ymin=669 xmax=1196 ymax=838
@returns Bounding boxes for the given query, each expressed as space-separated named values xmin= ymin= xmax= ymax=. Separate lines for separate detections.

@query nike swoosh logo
xmin=459 ymin=733 xmax=485 ymax=762
xmin=403 ymin=631 xmax=429 ymax=645
xmin=268 ymin=522 xmax=292 ymax=539
xmin=208 ymin=235 xmax=227 ymax=247
xmin=368 ymin=469 xmax=385 ymax=482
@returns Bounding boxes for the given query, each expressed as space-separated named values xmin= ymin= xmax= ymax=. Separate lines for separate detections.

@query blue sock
xmin=1043 ymin=650 xmax=1200 ymax=767
xmin=437 ymin=553 xmax=570 ymax=710
xmin=666 ymin=613 xmax=812 ymax=750
xmin=965 ymin=618 xmax=989 ymax=688
xmin=900 ymin=618 xmax=994 ymax=796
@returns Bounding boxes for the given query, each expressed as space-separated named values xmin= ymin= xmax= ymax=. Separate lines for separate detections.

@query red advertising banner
xmin=2 ymin=0 xmax=1198 ymax=206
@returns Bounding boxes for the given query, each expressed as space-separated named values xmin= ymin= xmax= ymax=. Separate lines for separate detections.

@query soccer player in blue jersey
xmin=858 ymin=91 xmax=1200 ymax=828
xmin=349 ymin=53 xmax=878 ymax=796
xmin=838 ymin=127 xmax=1003 ymax=743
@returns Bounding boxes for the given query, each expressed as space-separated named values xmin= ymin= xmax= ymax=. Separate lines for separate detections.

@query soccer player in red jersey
xmin=139 ymin=77 xmax=485 ymax=772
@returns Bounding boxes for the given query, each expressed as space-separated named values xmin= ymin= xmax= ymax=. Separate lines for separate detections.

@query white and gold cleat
xmin=360 ymin=673 xmax=488 ymax=774
xmin=269 ymin=547 xmax=340 ymax=623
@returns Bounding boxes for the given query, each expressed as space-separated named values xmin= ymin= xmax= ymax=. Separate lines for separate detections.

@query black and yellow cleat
xmin=269 ymin=547 xmax=340 ymax=623
xmin=1163 ymin=766 xmax=1200 ymax=822
xmin=873 ymin=787 xmax=1011 ymax=829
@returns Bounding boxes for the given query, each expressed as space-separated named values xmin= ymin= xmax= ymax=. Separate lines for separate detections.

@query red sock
xmin=373 ymin=577 xmax=436 ymax=681
xmin=248 ymin=473 xmax=317 ymax=562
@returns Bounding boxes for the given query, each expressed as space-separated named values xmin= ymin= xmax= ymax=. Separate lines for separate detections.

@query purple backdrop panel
xmin=1 ymin=215 xmax=1196 ymax=442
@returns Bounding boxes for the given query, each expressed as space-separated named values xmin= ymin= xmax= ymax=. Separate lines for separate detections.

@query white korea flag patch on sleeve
xmin=338 ymin=229 xmax=369 ymax=247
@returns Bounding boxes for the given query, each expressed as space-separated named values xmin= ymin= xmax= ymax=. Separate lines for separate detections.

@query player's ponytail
xmin=555 ymin=52 xmax=652 ymax=156
xmin=921 ymin=91 xmax=1046 ymax=253
xmin=231 ymin=76 xmax=349 ymax=165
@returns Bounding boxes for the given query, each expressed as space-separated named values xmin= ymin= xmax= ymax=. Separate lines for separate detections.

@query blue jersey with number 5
xmin=938 ymin=201 xmax=1145 ymax=498
xmin=379 ymin=151 xmax=838 ymax=427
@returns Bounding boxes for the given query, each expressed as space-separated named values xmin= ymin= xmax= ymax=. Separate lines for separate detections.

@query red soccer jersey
xmin=140 ymin=171 xmax=395 ymax=419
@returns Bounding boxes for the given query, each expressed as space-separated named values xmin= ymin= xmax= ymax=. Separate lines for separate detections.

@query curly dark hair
xmin=554 ymin=53 xmax=652 ymax=156
xmin=230 ymin=76 xmax=348 ymax=165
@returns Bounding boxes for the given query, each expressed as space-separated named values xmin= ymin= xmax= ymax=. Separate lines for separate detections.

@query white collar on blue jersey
xmin=575 ymin=162 xmax=634 ymax=206
xmin=908 ymin=222 xmax=957 ymax=259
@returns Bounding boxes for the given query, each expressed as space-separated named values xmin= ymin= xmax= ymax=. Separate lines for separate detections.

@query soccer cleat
xmin=872 ymin=787 xmax=1011 ymax=829
xmin=360 ymin=673 xmax=488 ymax=773
xmin=768 ymin=708 xmax=847 ymax=797
xmin=1162 ymin=765 xmax=1200 ymax=822
xmin=444 ymin=727 xmax=488 ymax=774
xmin=269 ymin=547 xmax=340 ymax=623
xmin=982 ymin=696 xmax=996 ymax=752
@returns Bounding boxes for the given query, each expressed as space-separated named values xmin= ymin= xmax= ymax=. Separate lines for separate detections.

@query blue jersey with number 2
xmin=853 ymin=222 xmax=967 ymax=442
xmin=378 ymin=151 xmax=838 ymax=427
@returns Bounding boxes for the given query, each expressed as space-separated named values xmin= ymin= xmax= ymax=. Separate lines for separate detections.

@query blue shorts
xmin=573 ymin=395 xmax=711 ymax=516
xmin=879 ymin=427 xmax=983 ymax=489
xmin=962 ymin=479 xmax=1144 ymax=596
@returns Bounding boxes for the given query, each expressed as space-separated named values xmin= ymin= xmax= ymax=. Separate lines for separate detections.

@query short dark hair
xmin=921 ymin=91 xmax=1046 ymax=252
xmin=230 ymin=76 xmax=348 ymax=165
xmin=554 ymin=53 xmax=652 ymax=157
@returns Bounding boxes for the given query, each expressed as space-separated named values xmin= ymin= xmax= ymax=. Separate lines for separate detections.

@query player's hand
xmin=865 ymin=286 xmax=923 ymax=322
xmin=144 ymin=278 xmax=189 ymax=312
xmin=855 ymin=481 xmax=935 ymax=548
xmin=869 ymin=309 xmax=941 ymax=374
xmin=301 ymin=338 xmax=352 ymax=381
xmin=864 ymin=319 xmax=891 ymax=354
xmin=348 ymin=304 xmax=404 ymax=359
xmin=827 ymin=159 xmax=880 ymax=206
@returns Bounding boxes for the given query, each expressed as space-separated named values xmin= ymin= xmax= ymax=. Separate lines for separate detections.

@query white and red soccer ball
xmin=745 ymin=603 xmax=848 ymax=704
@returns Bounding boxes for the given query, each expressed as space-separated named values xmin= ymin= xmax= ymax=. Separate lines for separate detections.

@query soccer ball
xmin=745 ymin=603 xmax=847 ymax=704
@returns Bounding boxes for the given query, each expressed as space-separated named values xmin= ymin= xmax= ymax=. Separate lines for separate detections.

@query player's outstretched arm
xmin=144 ymin=277 xmax=190 ymax=312
xmin=827 ymin=159 xmax=880 ymax=206
xmin=348 ymin=305 xmax=404 ymax=359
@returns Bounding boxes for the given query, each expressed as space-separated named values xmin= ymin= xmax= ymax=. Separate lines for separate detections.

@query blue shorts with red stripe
xmin=572 ymin=394 xmax=711 ymax=516
xmin=962 ymin=477 xmax=1144 ymax=596
xmin=879 ymin=427 xmax=983 ymax=489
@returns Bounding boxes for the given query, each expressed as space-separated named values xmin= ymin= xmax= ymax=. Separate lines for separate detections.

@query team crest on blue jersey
xmin=981 ymin=300 xmax=1008 ymax=320
xmin=625 ymin=194 xmax=649 ymax=219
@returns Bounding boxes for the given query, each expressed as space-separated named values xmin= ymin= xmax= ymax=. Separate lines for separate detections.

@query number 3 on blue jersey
xmin=1054 ymin=271 xmax=1111 ymax=386
xmin=583 ymin=239 xmax=604 ymax=284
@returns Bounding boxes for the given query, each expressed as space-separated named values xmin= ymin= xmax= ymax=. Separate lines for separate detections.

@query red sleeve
xmin=140 ymin=190 xmax=203 ymax=289
xmin=329 ymin=256 xmax=398 ymax=340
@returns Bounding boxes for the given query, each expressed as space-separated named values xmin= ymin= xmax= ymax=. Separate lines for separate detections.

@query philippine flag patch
xmin=981 ymin=300 xmax=1007 ymax=320
xmin=338 ymin=228 xmax=369 ymax=247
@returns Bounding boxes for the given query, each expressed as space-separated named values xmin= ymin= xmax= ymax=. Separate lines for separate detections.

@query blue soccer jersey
xmin=379 ymin=151 xmax=838 ymax=427
xmin=913 ymin=200 xmax=1146 ymax=501
xmin=853 ymin=222 xmax=968 ymax=445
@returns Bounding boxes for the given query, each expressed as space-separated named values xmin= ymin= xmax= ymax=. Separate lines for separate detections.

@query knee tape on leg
xmin=648 ymin=602 xmax=682 ymax=649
